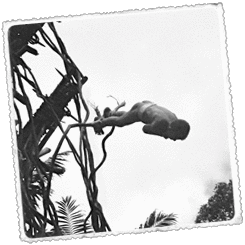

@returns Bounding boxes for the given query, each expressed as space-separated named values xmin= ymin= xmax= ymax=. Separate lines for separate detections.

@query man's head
xmin=167 ymin=119 xmax=190 ymax=141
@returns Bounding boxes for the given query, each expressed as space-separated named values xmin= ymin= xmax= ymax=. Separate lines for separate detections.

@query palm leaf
xmin=141 ymin=210 xmax=177 ymax=228
xmin=56 ymin=196 xmax=93 ymax=235
xmin=44 ymin=151 xmax=70 ymax=176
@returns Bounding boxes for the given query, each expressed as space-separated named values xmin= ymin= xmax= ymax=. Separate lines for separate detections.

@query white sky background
xmin=22 ymin=5 xmax=232 ymax=231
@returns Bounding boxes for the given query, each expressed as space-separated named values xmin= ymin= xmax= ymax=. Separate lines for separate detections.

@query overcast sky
xmin=22 ymin=4 xmax=234 ymax=231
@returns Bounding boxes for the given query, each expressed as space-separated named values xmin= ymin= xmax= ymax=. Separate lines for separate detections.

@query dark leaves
xmin=195 ymin=180 xmax=234 ymax=223
xmin=56 ymin=196 xmax=93 ymax=235
xmin=44 ymin=151 xmax=70 ymax=176
xmin=140 ymin=210 xmax=177 ymax=229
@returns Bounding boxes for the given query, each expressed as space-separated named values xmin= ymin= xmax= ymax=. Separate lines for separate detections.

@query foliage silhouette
xmin=23 ymin=151 xmax=69 ymax=237
xmin=195 ymin=180 xmax=234 ymax=223
xmin=56 ymin=196 xmax=93 ymax=235
xmin=10 ymin=22 xmax=111 ymax=237
xmin=139 ymin=210 xmax=177 ymax=229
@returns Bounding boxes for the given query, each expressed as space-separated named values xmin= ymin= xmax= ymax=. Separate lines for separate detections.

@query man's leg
xmin=101 ymin=109 xmax=139 ymax=128
xmin=93 ymin=102 xmax=141 ymax=132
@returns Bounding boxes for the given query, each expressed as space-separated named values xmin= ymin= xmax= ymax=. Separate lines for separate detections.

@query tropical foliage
xmin=195 ymin=180 xmax=234 ymax=223
xmin=23 ymin=151 xmax=68 ymax=237
xmin=10 ymin=22 xmax=111 ymax=237
xmin=139 ymin=210 xmax=177 ymax=229
xmin=56 ymin=196 xmax=93 ymax=235
xmin=43 ymin=151 xmax=69 ymax=176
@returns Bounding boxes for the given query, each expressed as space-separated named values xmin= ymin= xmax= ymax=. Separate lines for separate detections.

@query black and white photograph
xmin=2 ymin=2 xmax=242 ymax=243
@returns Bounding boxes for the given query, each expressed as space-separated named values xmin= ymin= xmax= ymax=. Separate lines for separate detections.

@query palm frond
xmin=44 ymin=151 xmax=71 ymax=176
xmin=56 ymin=196 xmax=93 ymax=235
xmin=141 ymin=210 xmax=177 ymax=228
